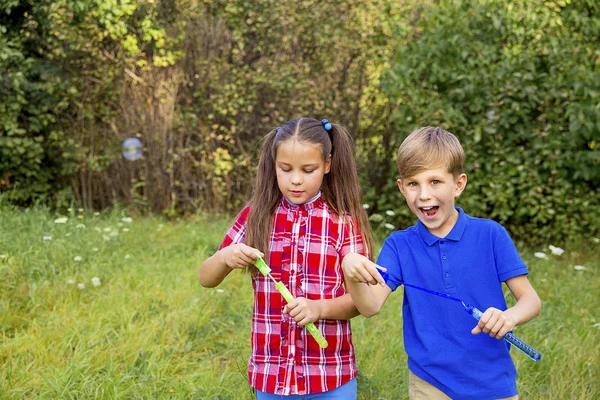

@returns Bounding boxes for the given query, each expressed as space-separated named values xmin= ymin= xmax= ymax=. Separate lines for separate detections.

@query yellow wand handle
xmin=275 ymin=282 xmax=329 ymax=349
xmin=254 ymin=255 xmax=328 ymax=348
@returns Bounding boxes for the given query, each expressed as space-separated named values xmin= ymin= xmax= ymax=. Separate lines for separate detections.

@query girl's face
xmin=275 ymin=139 xmax=331 ymax=205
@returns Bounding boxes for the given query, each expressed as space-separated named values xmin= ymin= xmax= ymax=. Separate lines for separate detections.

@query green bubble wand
xmin=254 ymin=255 xmax=329 ymax=348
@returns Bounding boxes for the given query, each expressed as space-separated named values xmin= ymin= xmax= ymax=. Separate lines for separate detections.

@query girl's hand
xmin=222 ymin=243 xmax=263 ymax=270
xmin=341 ymin=253 xmax=386 ymax=286
xmin=471 ymin=307 xmax=517 ymax=339
xmin=283 ymin=297 xmax=322 ymax=326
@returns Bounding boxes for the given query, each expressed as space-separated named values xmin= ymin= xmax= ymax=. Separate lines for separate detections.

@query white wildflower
xmin=93 ymin=212 xmax=100 ymax=216
xmin=94 ymin=227 xmax=101 ymax=232
xmin=122 ymin=217 xmax=133 ymax=223
xmin=76 ymin=224 xmax=86 ymax=229
xmin=548 ymin=245 xmax=564 ymax=256
xmin=593 ymin=237 xmax=600 ymax=243
xmin=117 ymin=222 xmax=123 ymax=227
xmin=74 ymin=256 xmax=82 ymax=262
xmin=77 ymin=283 xmax=85 ymax=290
xmin=534 ymin=252 xmax=547 ymax=259
xmin=384 ymin=223 xmax=396 ymax=230
xmin=109 ymin=230 xmax=119 ymax=237
xmin=369 ymin=214 xmax=384 ymax=222
xmin=125 ymin=254 xmax=131 ymax=259
xmin=0 ymin=254 xmax=8 ymax=259
xmin=103 ymin=227 xmax=111 ymax=232
xmin=78 ymin=208 xmax=84 ymax=213
xmin=43 ymin=235 xmax=53 ymax=241
xmin=574 ymin=265 xmax=587 ymax=271
xmin=102 ymin=235 xmax=111 ymax=241
xmin=385 ymin=210 xmax=395 ymax=216
xmin=216 ymin=289 xmax=224 ymax=293
xmin=92 ymin=247 xmax=99 ymax=252
xmin=362 ymin=204 xmax=370 ymax=209
xmin=54 ymin=217 xmax=68 ymax=224
xmin=91 ymin=277 xmax=101 ymax=287
xmin=593 ymin=323 xmax=600 ymax=329
xmin=122 ymin=228 xmax=129 ymax=232
xmin=67 ymin=279 xmax=75 ymax=285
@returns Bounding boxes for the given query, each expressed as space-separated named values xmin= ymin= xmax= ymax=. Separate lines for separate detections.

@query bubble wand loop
xmin=381 ymin=272 xmax=541 ymax=361
xmin=254 ymin=255 xmax=328 ymax=349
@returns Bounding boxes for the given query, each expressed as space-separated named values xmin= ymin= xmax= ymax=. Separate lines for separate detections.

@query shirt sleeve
xmin=375 ymin=234 xmax=404 ymax=291
xmin=218 ymin=206 xmax=251 ymax=250
xmin=339 ymin=215 xmax=367 ymax=258
xmin=493 ymin=224 xmax=529 ymax=282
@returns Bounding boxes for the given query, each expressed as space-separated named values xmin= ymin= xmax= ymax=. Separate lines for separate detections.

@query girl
xmin=200 ymin=117 xmax=374 ymax=399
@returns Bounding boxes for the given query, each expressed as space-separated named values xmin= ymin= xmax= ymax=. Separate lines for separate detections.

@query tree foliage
xmin=1 ymin=0 xmax=599 ymax=245
xmin=370 ymin=0 xmax=600 ymax=245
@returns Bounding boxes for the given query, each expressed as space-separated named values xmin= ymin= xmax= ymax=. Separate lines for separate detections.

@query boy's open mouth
xmin=420 ymin=206 xmax=439 ymax=218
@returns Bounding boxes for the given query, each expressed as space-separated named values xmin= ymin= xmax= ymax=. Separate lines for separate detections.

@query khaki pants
xmin=408 ymin=370 xmax=518 ymax=400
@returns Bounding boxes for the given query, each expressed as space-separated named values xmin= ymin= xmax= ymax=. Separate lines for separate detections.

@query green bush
xmin=369 ymin=0 xmax=600 ymax=246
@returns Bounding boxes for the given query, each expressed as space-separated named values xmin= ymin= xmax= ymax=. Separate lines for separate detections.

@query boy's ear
xmin=455 ymin=173 xmax=467 ymax=197
xmin=397 ymin=179 xmax=406 ymax=197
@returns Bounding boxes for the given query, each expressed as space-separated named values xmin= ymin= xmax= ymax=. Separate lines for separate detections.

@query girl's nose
xmin=291 ymin=172 xmax=303 ymax=185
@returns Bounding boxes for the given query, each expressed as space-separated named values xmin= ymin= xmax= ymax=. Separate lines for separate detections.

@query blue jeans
xmin=255 ymin=378 xmax=357 ymax=400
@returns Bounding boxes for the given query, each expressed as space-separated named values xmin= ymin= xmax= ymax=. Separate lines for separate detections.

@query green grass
xmin=0 ymin=203 xmax=598 ymax=399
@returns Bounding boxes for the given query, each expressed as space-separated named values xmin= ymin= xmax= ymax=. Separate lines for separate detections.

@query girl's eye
xmin=280 ymin=168 xmax=291 ymax=172
xmin=304 ymin=169 xmax=315 ymax=174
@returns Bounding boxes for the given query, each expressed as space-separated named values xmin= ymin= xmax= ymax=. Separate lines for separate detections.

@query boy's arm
xmin=472 ymin=275 xmax=541 ymax=338
xmin=342 ymin=253 xmax=393 ymax=318
xmin=199 ymin=243 xmax=263 ymax=288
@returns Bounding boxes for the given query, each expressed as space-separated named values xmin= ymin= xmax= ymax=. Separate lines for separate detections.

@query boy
xmin=342 ymin=127 xmax=541 ymax=399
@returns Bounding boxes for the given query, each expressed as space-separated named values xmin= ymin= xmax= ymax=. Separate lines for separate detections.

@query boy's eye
xmin=406 ymin=182 xmax=417 ymax=187
xmin=431 ymin=180 xmax=440 ymax=185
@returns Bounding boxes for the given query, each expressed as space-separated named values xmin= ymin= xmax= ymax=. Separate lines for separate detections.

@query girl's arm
xmin=199 ymin=243 xmax=262 ymax=288
xmin=472 ymin=275 xmax=541 ymax=338
xmin=284 ymin=293 xmax=360 ymax=326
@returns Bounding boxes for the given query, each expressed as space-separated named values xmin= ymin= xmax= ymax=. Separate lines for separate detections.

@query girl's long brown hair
xmin=245 ymin=117 xmax=374 ymax=274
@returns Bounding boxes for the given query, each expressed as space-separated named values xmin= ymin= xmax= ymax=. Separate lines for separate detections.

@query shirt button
xmin=445 ymin=273 xmax=450 ymax=277
xmin=442 ymin=256 xmax=447 ymax=260
xmin=290 ymin=269 xmax=295 ymax=274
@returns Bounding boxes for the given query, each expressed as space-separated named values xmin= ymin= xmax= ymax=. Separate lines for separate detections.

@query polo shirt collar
xmin=418 ymin=206 xmax=467 ymax=245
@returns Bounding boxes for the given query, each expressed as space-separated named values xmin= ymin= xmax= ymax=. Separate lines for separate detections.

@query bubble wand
xmin=379 ymin=271 xmax=541 ymax=361
xmin=254 ymin=255 xmax=328 ymax=348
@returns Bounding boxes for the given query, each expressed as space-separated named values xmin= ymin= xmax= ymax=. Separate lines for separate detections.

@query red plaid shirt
xmin=219 ymin=193 xmax=367 ymax=395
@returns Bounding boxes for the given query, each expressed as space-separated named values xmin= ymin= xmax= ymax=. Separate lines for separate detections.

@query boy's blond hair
xmin=396 ymin=126 xmax=465 ymax=179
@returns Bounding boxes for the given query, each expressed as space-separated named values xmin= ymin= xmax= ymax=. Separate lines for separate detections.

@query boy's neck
xmin=428 ymin=207 xmax=460 ymax=238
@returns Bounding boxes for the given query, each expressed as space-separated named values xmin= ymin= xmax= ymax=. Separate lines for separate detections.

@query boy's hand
xmin=284 ymin=297 xmax=322 ymax=326
xmin=471 ymin=307 xmax=517 ymax=339
xmin=222 ymin=243 xmax=263 ymax=270
xmin=342 ymin=253 xmax=387 ymax=286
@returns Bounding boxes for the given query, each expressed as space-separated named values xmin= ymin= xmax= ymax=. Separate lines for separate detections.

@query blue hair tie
xmin=275 ymin=127 xmax=280 ymax=134
xmin=321 ymin=119 xmax=332 ymax=132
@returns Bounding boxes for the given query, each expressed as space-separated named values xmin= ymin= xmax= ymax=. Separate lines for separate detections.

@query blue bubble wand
xmin=381 ymin=273 xmax=541 ymax=362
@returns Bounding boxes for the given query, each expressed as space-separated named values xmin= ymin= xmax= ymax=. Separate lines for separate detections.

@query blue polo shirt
xmin=377 ymin=207 xmax=528 ymax=400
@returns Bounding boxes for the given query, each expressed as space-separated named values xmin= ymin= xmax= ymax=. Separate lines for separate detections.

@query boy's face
xmin=398 ymin=167 xmax=467 ymax=238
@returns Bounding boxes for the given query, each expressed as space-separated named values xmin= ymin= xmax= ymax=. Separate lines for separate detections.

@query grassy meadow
xmin=0 ymin=203 xmax=598 ymax=399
